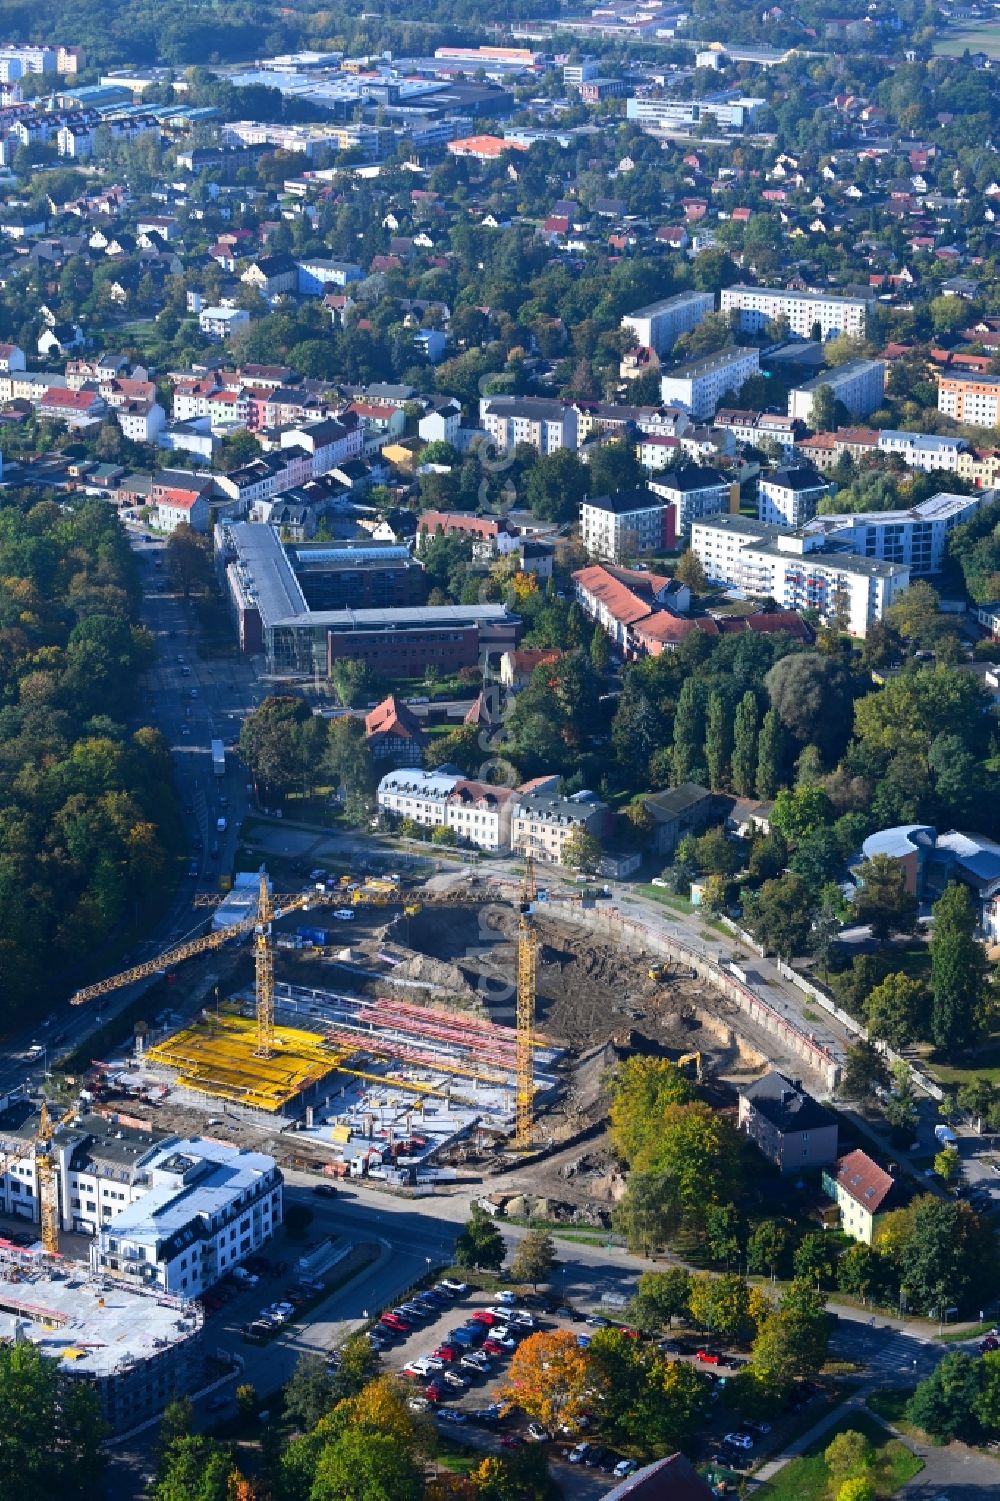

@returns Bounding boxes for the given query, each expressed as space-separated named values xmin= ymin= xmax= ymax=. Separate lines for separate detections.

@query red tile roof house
xmin=154 ymin=488 xmax=210 ymax=533
xmin=822 ymin=1148 xmax=905 ymax=1243
xmin=364 ymin=694 xmax=426 ymax=767
xmin=39 ymin=386 xmax=106 ymax=428
xmin=572 ymin=564 xmax=692 ymax=655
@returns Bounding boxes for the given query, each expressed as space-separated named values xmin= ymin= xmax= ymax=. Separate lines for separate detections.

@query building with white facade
xmin=660 ymin=346 xmax=759 ymax=419
xmin=689 ymin=512 xmax=910 ymax=636
xmin=199 ymin=305 xmax=250 ymax=339
xmin=788 ymin=359 xmax=885 ymax=426
xmin=648 ymin=463 xmax=731 ymax=537
xmin=801 ymin=490 xmax=989 ymax=577
xmin=580 ymin=487 xmax=676 ymax=562
xmin=376 ymin=768 xmax=514 ymax=850
xmin=758 ymin=465 xmax=832 ymax=527
xmin=937 ymin=373 xmax=1000 ymax=429
xmin=626 ymin=95 xmax=766 ymax=133
xmin=479 ymin=395 xmax=577 ymax=454
xmin=511 ymin=785 xmax=609 ymax=866
xmin=877 ymin=431 xmax=968 ymax=473
xmin=116 ymin=399 xmax=166 ymax=444
xmin=419 ymin=398 xmax=461 ymax=446
xmin=620 ymin=290 xmax=714 ymax=357
xmin=93 ymin=1137 xmax=282 ymax=1297
xmin=721 ymin=284 xmax=872 ymax=339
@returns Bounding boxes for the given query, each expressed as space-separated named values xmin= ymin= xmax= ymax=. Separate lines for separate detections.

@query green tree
xmin=310 ymin=1429 xmax=423 ymax=1501
xmin=525 ymin=448 xmax=588 ymax=522
xmin=866 ymin=973 xmax=930 ymax=1049
xmin=809 ymin=383 xmax=840 ymax=432
xmin=154 ymin=1436 xmax=232 ymax=1501
xmin=839 ymin=1041 xmax=891 ymax=1101
xmin=454 ymin=1206 xmax=506 ymax=1270
xmin=510 ymin=1228 xmax=557 ymax=1289
xmin=746 ymin=873 xmax=813 ymax=959
xmin=674 ymin=549 xmax=707 ymax=593
xmin=612 ymin=1171 xmax=680 ymax=1255
xmin=705 ymin=1203 xmax=743 ymax=1268
xmin=610 ymin=1057 xmax=696 ymax=1167
xmin=905 ymin=1351 xmax=982 ymax=1440
xmin=332 ymin=1334 xmax=380 ymax=1400
xmin=824 ymin=1430 xmax=873 ymax=1487
xmin=929 ymin=882 xmax=990 ymax=1055
xmin=283 ymin=1353 xmax=336 ymax=1432
xmin=747 ymin=1219 xmax=790 ymax=1279
xmin=165 ymin=522 xmax=213 ymax=598
xmin=629 ymin=1268 xmax=692 ymax=1330
xmin=765 ymin=652 xmax=854 ymax=761
xmin=974 ymin=1348 xmax=1000 ymax=1434
xmin=589 ymin=439 xmax=643 ymax=497
xmin=755 ymin=706 xmax=784 ymax=798
xmin=731 ymin=691 xmax=759 ymax=797
xmin=0 ymin=1342 xmax=106 ymax=1501
xmin=837 ymin=1243 xmax=885 ymax=1304
xmin=853 ymin=855 xmax=918 ymax=943
xmin=589 ymin=623 xmax=611 ymax=674
xmin=704 ymin=688 xmax=732 ymax=791
xmin=934 ymin=1146 xmax=960 ymax=1185
xmin=688 ymin=1273 xmax=754 ymax=1341
xmin=793 ymin=1231 xmax=838 ymax=1288
xmin=562 ymin=826 xmax=602 ymax=872
xmin=672 ymin=676 xmax=709 ymax=783
xmin=837 ymin=1479 xmax=876 ymax=1501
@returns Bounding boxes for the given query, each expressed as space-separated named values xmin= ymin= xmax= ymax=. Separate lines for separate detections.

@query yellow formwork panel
xmin=147 ymin=1015 xmax=343 ymax=1112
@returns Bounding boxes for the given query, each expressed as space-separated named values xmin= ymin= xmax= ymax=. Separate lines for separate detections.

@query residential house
xmin=642 ymin=783 xmax=715 ymax=857
xmin=758 ymin=465 xmax=832 ymax=527
xmin=364 ymin=695 xmax=427 ymax=768
xmin=738 ymin=1071 xmax=839 ymax=1175
xmin=154 ymin=488 xmax=211 ymax=534
xmin=572 ymin=564 xmax=691 ymax=654
xmin=580 ymin=488 xmax=676 ymax=563
xmin=499 ymin=648 xmax=562 ymax=692
xmin=510 ymin=786 xmax=610 ymax=866
xmin=479 ymin=395 xmax=577 ymax=455
xmin=38 ymin=386 xmax=105 ymax=428
xmin=648 ymin=464 xmax=731 ymax=538
xmin=241 ymin=253 xmax=297 ymax=299
xmin=823 ymin=1149 xmax=902 ymax=1244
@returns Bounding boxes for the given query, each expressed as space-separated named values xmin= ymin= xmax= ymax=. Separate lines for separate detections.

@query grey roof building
xmin=738 ymin=1071 xmax=838 ymax=1174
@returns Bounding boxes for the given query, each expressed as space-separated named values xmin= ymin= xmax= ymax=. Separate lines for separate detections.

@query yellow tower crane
xmin=0 ymin=1101 xmax=77 ymax=1255
xmin=70 ymin=871 xmax=323 ymax=1059
xmin=515 ymin=853 xmax=537 ymax=1150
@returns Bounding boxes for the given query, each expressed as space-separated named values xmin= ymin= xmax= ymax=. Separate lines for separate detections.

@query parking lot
xmin=364 ymin=1279 xmax=793 ymax=1486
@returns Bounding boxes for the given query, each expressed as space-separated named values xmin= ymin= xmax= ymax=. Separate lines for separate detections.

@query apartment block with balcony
xmin=660 ymin=346 xmax=760 ymax=420
xmin=721 ymin=284 xmax=872 ymax=339
xmin=938 ymin=373 xmax=1000 ymax=429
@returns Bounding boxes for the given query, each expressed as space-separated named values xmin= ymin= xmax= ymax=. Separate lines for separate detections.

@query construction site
xmin=0 ymin=1243 xmax=204 ymax=1431
xmin=65 ymin=864 xmax=832 ymax=1215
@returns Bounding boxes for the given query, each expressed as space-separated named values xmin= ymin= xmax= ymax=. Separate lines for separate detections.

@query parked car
xmin=526 ymin=1423 xmax=551 ymax=1442
xmin=442 ymin=1370 xmax=469 ymax=1390
xmin=438 ymin=1409 xmax=468 ymax=1425
xmin=496 ymin=1291 xmax=517 ymax=1306
xmin=697 ymin=1348 xmax=723 ymax=1364
xmin=471 ymin=1309 xmax=499 ymax=1326
xmin=424 ymin=1382 xmax=447 ymax=1403
xmin=433 ymin=1345 xmax=458 ymax=1363
xmin=614 ymin=1460 xmax=639 ymax=1479
xmin=500 ymin=1434 xmax=524 ymax=1450
xmin=568 ymin=1443 xmax=592 ymax=1464
xmin=723 ymin=1433 xmax=754 ymax=1451
xmin=311 ymin=1182 xmax=338 ymax=1197
xmin=439 ymin=1279 xmax=468 ymax=1295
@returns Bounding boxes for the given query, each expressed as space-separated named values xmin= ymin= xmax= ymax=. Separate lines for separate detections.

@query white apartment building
xmin=620 ymin=290 xmax=714 ymax=356
xmin=479 ymin=396 xmax=577 ymax=454
xmin=801 ymin=490 xmax=988 ymax=576
xmin=877 ymin=431 xmax=967 ymax=473
xmin=116 ymin=399 xmax=166 ymax=444
xmin=648 ymin=463 xmax=731 ymax=537
xmin=788 ymin=359 xmax=885 ymax=426
xmin=376 ymin=769 xmax=514 ymax=850
xmin=937 ymin=374 xmax=1000 ymax=429
xmin=94 ymin=1138 xmax=283 ymax=1297
xmin=660 ymin=346 xmax=760 ymax=420
xmin=626 ymin=95 xmax=766 ymax=132
xmin=721 ymin=284 xmax=872 ymax=339
xmin=199 ymin=306 xmax=250 ymax=340
xmin=419 ymin=399 xmax=461 ymax=445
xmin=580 ymin=487 xmax=675 ymax=562
xmin=758 ymin=465 xmax=832 ymax=527
xmin=690 ymin=513 xmax=910 ymax=636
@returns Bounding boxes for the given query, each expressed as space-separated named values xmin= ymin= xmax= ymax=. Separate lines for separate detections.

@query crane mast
xmin=515 ymin=853 xmax=537 ymax=1150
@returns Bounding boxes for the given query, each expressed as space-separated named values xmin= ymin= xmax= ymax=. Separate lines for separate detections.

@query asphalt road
xmin=0 ymin=530 xmax=265 ymax=1099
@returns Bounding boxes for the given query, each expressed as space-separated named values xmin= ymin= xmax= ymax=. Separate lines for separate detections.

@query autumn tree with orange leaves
xmin=499 ymin=1330 xmax=591 ymax=1432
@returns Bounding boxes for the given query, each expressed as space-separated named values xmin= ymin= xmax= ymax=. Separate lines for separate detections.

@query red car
xmin=482 ymin=1339 xmax=504 ymax=1356
xmin=471 ymin=1310 xmax=498 ymax=1326
xmin=433 ymin=1345 xmax=458 ymax=1362
xmin=500 ymin=1434 xmax=524 ymax=1450
xmin=617 ymin=1326 xmax=641 ymax=1340
xmin=425 ymin=1382 xmax=447 ymax=1402
xmin=979 ymin=1337 xmax=999 ymax=1355
xmin=697 ymin=1349 xmax=723 ymax=1365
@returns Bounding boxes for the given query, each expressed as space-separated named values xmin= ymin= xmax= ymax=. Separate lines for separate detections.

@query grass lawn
xmin=933 ymin=20 xmax=1000 ymax=56
xmin=758 ymin=1410 xmax=923 ymax=1500
xmin=924 ymin=1028 xmax=1000 ymax=1087
xmin=639 ymin=883 xmax=695 ymax=915
xmin=865 ymin=1388 xmax=942 ymax=1447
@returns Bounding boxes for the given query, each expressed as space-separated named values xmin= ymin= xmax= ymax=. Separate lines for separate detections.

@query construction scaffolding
xmin=146 ymin=1014 xmax=341 ymax=1112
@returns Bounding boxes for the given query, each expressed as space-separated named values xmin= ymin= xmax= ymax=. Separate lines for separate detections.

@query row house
xmin=572 ymin=563 xmax=691 ymax=654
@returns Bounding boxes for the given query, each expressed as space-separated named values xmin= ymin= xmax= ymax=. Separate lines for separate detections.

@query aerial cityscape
xmin=0 ymin=4 xmax=999 ymax=1499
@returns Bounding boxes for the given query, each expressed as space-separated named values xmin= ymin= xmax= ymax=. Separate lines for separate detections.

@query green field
xmin=757 ymin=1411 xmax=923 ymax=1501
xmin=933 ymin=21 xmax=1000 ymax=58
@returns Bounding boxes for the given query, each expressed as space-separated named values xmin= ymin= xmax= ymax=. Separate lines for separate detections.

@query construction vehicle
xmin=515 ymin=854 xmax=537 ymax=1150
xmin=677 ymin=1052 xmax=703 ymax=1083
xmin=648 ymin=963 xmax=668 ymax=982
